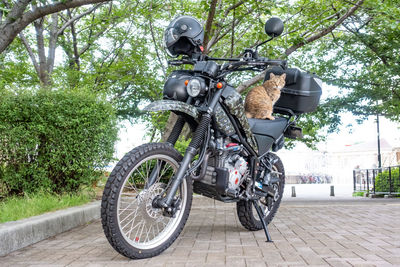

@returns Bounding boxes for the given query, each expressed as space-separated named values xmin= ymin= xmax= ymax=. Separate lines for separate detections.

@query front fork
xmin=145 ymin=116 xmax=186 ymax=190
xmin=154 ymin=89 xmax=224 ymax=215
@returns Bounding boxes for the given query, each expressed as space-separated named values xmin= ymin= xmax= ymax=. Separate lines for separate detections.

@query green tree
xmin=302 ymin=0 xmax=400 ymax=121
xmin=2 ymin=0 xmax=398 ymax=147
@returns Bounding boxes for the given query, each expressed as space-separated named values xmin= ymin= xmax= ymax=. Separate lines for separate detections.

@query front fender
xmin=143 ymin=100 xmax=200 ymax=121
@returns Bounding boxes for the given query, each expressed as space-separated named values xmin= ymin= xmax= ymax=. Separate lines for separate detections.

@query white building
xmin=278 ymin=138 xmax=400 ymax=184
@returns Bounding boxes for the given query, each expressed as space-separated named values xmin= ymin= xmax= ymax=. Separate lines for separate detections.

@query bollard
xmin=330 ymin=185 xmax=335 ymax=197
xmin=291 ymin=186 xmax=296 ymax=197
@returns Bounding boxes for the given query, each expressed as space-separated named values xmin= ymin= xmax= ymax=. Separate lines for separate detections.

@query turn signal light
xmin=216 ymin=82 xmax=223 ymax=89
xmin=184 ymin=80 xmax=189 ymax=86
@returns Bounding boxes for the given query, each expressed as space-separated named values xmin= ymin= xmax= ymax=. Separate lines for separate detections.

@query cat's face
xmin=263 ymin=73 xmax=286 ymax=101
xmin=268 ymin=73 xmax=286 ymax=89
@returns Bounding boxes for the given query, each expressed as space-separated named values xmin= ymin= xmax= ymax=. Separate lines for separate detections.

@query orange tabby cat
xmin=244 ymin=73 xmax=286 ymax=120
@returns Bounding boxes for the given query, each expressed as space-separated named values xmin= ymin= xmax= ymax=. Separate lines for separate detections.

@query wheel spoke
xmin=126 ymin=219 xmax=143 ymax=238
xmin=125 ymin=179 xmax=138 ymax=193
xmin=121 ymin=206 xmax=140 ymax=230
xmin=118 ymin=198 xmax=139 ymax=215
xmin=158 ymin=161 xmax=171 ymax=180
xmin=136 ymin=220 xmax=146 ymax=242
xmin=120 ymin=207 xmax=139 ymax=227
xmin=137 ymin=164 xmax=147 ymax=181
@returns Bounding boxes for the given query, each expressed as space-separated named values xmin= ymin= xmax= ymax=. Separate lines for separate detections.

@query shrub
xmin=0 ymin=89 xmax=118 ymax=196
xmin=374 ymin=167 xmax=400 ymax=193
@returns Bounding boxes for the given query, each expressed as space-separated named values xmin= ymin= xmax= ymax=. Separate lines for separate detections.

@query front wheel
xmin=101 ymin=143 xmax=193 ymax=259
xmin=237 ymin=153 xmax=285 ymax=231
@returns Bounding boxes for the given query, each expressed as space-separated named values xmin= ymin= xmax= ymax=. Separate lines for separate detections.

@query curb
xmin=0 ymin=200 xmax=100 ymax=256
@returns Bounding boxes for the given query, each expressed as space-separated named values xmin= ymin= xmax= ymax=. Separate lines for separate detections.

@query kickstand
xmin=252 ymin=200 xmax=273 ymax=242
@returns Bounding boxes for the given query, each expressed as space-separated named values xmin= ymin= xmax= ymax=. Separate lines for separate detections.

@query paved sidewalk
xmin=1 ymin=197 xmax=399 ymax=267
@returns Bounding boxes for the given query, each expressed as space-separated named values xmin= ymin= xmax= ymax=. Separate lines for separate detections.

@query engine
xmin=225 ymin=154 xmax=248 ymax=191
xmin=195 ymin=140 xmax=249 ymax=197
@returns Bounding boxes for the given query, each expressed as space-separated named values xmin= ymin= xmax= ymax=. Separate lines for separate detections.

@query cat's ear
xmin=270 ymin=73 xmax=276 ymax=79
xmin=281 ymin=73 xmax=286 ymax=80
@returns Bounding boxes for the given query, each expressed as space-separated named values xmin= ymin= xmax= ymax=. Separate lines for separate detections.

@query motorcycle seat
xmin=248 ymin=117 xmax=288 ymax=140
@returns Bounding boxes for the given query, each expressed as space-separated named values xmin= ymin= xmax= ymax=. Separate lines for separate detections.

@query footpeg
xmin=255 ymin=181 xmax=275 ymax=198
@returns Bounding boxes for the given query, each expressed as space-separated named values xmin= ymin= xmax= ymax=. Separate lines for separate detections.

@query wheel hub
xmin=138 ymin=183 xmax=165 ymax=223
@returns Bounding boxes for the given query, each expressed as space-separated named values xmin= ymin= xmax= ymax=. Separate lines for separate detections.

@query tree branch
xmin=230 ymin=6 xmax=235 ymax=57
xmin=78 ymin=27 xmax=107 ymax=56
xmin=2 ymin=0 xmax=31 ymax=26
xmin=285 ymin=0 xmax=364 ymax=56
xmin=0 ymin=0 xmax=110 ymax=53
xmin=56 ymin=4 xmax=101 ymax=36
xmin=207 ymin=1 xmax=245 ymax=51
xmin=224 ymin=0 xmax=244 ymax=16
xmin=67 ymin=9 xmax=80 ymax=71
xmin=148 ymin=2 xmax=166 ymax=77
xmin=47 ymin=13 xmax=58 ymax=75
xmin=19 ymin=31 xmax=40 ymax=75
xmin=237 ymin=0 xmax=364 ymax=93
xmin=203 ymin=0 xmax=218 ymax=54
xmin=342 ymin=19 xmax=388 ymax=65
xmin=208 ymin=14 xmax=246 ymax=50
xmin=236 ymin=71 xmax=266 ymax=93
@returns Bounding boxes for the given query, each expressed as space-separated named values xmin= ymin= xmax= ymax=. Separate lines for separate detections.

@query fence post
xmin=330 ymin=185 xmax=335 ymax=197
xmin=353 ymin=170 xmax=356 ymax=192
xmin=291 ymin=186 xmax=296 ymax=197
xmin=389 ymin=167 xmax=392 ymax=195
xmin=366 ymin=170 xmax=370 ymax=194
xmin=373 ymin=169 xmax=376 ymax=195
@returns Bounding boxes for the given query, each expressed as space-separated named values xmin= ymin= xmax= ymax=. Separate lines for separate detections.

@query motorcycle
xmin=101 ymin=16 xmax=322 ymax=259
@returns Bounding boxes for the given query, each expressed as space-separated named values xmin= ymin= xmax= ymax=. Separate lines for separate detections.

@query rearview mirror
xmin=265 ymin=17 xmax=284 ymax=37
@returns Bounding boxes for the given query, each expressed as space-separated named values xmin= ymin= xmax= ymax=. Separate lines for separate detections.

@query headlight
xmin=187 ymin=78 xmax=202 ymax=97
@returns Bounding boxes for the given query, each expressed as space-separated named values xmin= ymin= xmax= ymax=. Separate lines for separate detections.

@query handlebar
xmin=168 ymin=60 xmax=195 ymax=66
xmin=168 ymin=56 xmax=287 ymax=78
xmin=168 ymin=57 xmax=286 ymax=68
xmin=225 ymin=58 xmax=287 ymax=69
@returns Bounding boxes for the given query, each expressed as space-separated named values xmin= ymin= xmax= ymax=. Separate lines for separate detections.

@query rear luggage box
xmin=265 ymin=67 xmax=322 ymax=115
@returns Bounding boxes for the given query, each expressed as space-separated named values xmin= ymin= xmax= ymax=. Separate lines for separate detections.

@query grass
xmin=352 ymin=191 xmax=365 ymax=197
xmin=0 ymin=192 xmax=94 ymax=223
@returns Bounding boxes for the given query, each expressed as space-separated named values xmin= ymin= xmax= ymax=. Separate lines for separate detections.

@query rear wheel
xmin=101 ymin=143 xmax=193 ymax=259
xmin=237 ymin=153 xmax=285 ymax=230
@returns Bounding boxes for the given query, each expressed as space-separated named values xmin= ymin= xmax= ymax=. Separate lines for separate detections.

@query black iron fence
xmin=353 ymin=165 xmax=400 ymax=195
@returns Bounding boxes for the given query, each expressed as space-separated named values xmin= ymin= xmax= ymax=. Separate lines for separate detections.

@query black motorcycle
xmin=101 ymin=16 xmax=322 ymax=259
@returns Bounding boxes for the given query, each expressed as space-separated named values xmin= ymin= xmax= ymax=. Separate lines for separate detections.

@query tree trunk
xmin=34 ymin=18 xmax=51 ymax=87
xmin=161 ymin=112 xmax=179 ymax=142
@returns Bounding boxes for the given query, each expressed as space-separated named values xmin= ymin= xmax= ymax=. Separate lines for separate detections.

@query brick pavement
xmin=1 ymin=197 xmax=399 ymax=267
